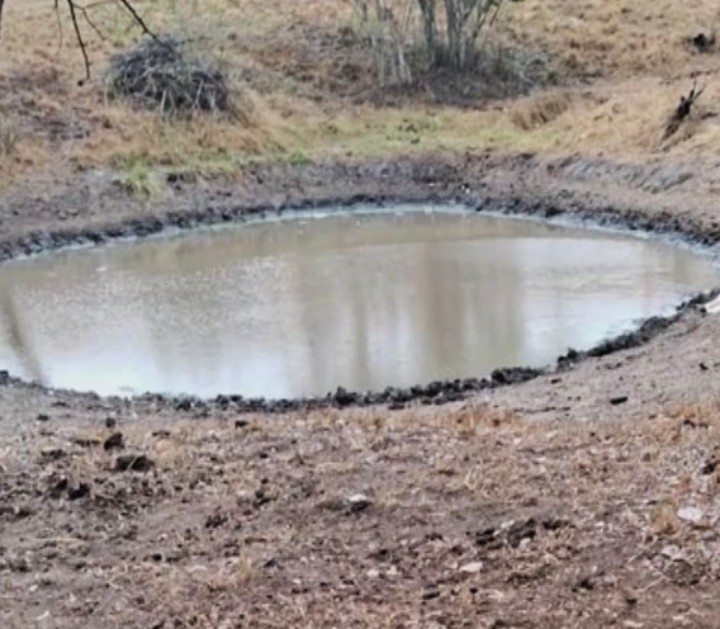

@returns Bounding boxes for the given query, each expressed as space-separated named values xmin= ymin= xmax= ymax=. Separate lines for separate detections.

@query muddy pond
xmin=0 ymin=205 xmax=716 ymax=399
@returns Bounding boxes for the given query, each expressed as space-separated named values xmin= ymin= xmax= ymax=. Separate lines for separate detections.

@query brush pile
xmin=105 ymin=36 xmax=231 ymax=116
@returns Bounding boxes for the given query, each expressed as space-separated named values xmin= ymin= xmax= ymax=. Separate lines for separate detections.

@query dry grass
xmin=0 ymin=0 xmax=719 ymax=187
xmin=511 ymin=90 xmax=574 ymax=130
xmin=512 ymin=0 xmax=720 ymax=77
xmin=0 ymin=118 xmax=18 ymax=157
xmin=4 ymin=395 xmax=720 ymax=625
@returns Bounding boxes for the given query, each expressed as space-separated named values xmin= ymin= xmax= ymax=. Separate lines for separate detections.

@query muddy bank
xmin=4 ymin=154 xmax=720 ymax=262
xmin=0 ymin=153 xmax=718 ymax=411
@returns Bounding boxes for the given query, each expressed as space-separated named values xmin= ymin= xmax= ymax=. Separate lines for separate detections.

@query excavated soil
xmin=3 ymin=153 xmax=720 ymax=627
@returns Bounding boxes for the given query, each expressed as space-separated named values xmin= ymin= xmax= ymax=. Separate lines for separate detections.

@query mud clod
xmin=333 ymin=386 xmax=357 ymax=407
xmin=701 ymin=459 xmax=717 ymax=475
xmin=104 ymin=431 xmax=125 ymax=451
xmin=67 ymin=482 xmax=91 ymax=501
xmin=114 ymin=453 xmax=155 ymax=472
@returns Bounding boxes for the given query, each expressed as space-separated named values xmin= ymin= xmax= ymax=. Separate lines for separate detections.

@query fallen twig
xmin=664 ymin=81 xmax=705 ymax=140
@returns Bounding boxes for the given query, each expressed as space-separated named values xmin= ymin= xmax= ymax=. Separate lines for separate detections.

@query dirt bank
xmin=1 ymin=155 xmax=720 ymax=627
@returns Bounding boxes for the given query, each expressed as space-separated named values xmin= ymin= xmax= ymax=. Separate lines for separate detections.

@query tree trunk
xmin=417 ymin=0 xmax=437 ymax=65
xmin=443 ymin=0 xmax=462 ymax=68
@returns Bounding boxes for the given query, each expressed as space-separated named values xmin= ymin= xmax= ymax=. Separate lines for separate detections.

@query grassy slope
xmin=2 ymin=0 xmax=720 ymax=190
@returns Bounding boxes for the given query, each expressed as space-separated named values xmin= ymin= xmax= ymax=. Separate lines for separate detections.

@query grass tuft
xmin=511 ymin=90 xmax=573 ymax=130
xmin=285 ymin=149 xmax=313 ymax=166
xmin=115 ymin=155 xmax=167 ymax=200
xmin=0 ymin=117 xmax=18 ymax=157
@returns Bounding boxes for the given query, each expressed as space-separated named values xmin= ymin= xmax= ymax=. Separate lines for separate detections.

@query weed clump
xmin=105 ymin=36 xmax=233 ymax=117
xmin=0 ymin=116 xmax=17 ymax=156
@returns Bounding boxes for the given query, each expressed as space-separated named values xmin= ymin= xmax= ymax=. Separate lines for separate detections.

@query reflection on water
xmin=0 ymin=206 xmax=716 ymax=398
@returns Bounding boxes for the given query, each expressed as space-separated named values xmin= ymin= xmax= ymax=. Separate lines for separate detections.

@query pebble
xmin=459 ymin=561 xmax=484 ymax=574
xmin=661 ymin=545 xmax=683 ymax=561
xmin=702 ymin=295 xmax=720 ymax=314
xmin=677 ymin=506 xmax=705 ymax=526
xmin=347 ymin=493 xmax=372 ymax=513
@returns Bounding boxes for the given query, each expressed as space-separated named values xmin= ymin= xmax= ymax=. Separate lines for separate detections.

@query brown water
xmin=0 ymin=207 xmax=716 ymax=398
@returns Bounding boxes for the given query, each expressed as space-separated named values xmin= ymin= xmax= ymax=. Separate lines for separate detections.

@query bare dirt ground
xmin=3 ymin=1 xmax=720 ymax=628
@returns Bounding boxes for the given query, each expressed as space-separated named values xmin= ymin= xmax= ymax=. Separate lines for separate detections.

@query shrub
xmin=352 ymin=0 xmax=528 ymax=87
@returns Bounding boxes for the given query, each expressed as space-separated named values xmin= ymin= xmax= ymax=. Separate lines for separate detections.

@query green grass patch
xmin=115 ymin=155 xmax=167 ymax=200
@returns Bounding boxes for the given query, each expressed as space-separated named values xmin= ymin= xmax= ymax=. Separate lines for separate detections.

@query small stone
xmin=610 ymin=396 xmax=629 ymax=406
xmin=105 ymin=417 xmax=117 ymax=429
xmin=459 ymin=561 xmax=484 ymax=574
xmin=661 ymin=545 xmax=683 ymax=561
xmin=67 ymin=482 xmax=90 ymax=501
xmin=36 ymin=414 xmax=50 ymax=423
xmin=347 ymin=493 xmax=372 ymax=513
xmin=366 ymin=568 xmax=380 ymax=579
xmin=13 ymin=505 xmax=32 ymax=519
xmin=677 ymin=506 xmax=705 ymax=526
xmin=703 ymin=295 xmax=720 ymax=314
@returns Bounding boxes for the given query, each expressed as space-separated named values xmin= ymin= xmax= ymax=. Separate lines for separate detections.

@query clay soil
xmin=4 ymin=1 xmax=720 ymax=628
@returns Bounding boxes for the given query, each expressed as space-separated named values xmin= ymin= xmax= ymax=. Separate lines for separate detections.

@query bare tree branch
xmin=0 ymin=1 xmax=159 ymax=83
xmin=75 ymin=3 xmax=108 ymax=43
xmin=664 ymin=81 xmax=706 ymax=140
xmin=66 ymin=0 xmax=92 ymax=83
xmin=116 ymin=0 xmax=160 ymax=43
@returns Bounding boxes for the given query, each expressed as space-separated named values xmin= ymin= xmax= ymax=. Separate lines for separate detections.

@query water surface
xmin=0 ymin=207 xmax=716 ymax=398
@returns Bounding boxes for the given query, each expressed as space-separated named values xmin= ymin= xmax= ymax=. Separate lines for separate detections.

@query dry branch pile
xmin=105 ymin=36 xmax=231 ymax=116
